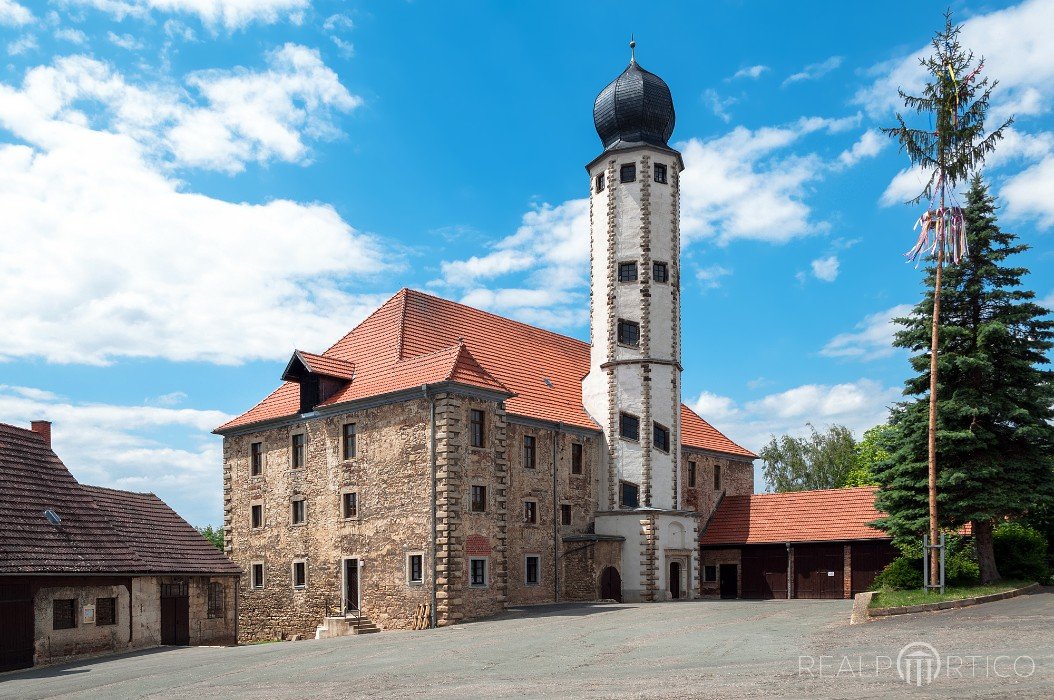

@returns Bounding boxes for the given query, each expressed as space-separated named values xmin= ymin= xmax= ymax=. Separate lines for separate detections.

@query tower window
xmin=654 ymin=163 xmax=668 ymax=184
xmin=595 ymin=173 xmax=605 ymax=193
xmin=471 ymin=485 xmax=487 ymax=512
xmin=652 ymin=262 xmax=669 ymax=283
xmin=653 ymin=423 xmax=670 ymax=452
xmin=619 ymin=412 xmax=640 ymax=441
xmin=619 ymin=480 xmax=640 ymax=508
xmin=469 ymin=409 xmax=485 ymax=448
xmin=620 ymin=163 xmax=636 ymax=183
xmin=618 ymin=262 xmax=638 ymax=283
xmin=617 ymin=319 xmax=640 ymax=347
xmin=688 ymin=461 xmax=697 ymax=488
xmin=571 ymin=443 xmax=583 ymax=475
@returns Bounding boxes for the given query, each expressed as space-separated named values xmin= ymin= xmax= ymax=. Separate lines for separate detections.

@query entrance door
xmin=344 ymin=559 xmax=360 ymax=613
xmin=851 ymin=541 xmax=897 ymax=595
xmin=0 ymin=584 xmax=33 ymax=672
xmin=719 ymin=564 xmax=737 ymax=599
xmin=160 ymin=580 xmax=190 ymax=645
xmin=794 ymin=545 xmax=845 ymax=599
xmin=599 ymin=566 xmax=622 ymax=602
xmin=669 ymin=562 xmax=682 ymax=599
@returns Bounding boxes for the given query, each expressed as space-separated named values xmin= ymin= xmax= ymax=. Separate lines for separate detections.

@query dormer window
xmin=620 ymin=164 xmax=636 ymax=183
xmin=280 ymin=351 xmax=355 ymax=414
xmin=654 ymin=163 xmax=668 ymax=184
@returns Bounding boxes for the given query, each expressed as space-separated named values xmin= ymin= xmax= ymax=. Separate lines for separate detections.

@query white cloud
xmin=67 ymin=0 xmax=310 ymax=30
xmin=821 ymin=303 xmax=914 ymax=361
xmin=695 ymin=264 xmax=732 ymax=289
xmin=730 ymin=65 xmax=768 ymax=81
xmin=54 ymin=28 xmax=88 ymax=44
xmin=691 ymin=379 xmax=899 ymax=457
xmin=1002 ymin=155 xmax=1054 ymax=228
xmin=703 ymin=89 xmax=736 ymax=123
xmin=0 ymin=0 xmax=32 ymax=26
xmin=1039 ymin=290 xmax=1054 ymax=312
xmin=107 ymin=31 xmax=145 ymax=50
xmin=0 ymin=385 xmax=231 ymax=526
xmin=837 ymin=129 xmax=886 ymax=168
xmin=0 ymin=55 xmax=395 ymax=365
xmin=7 ymin=34 xmax=37 ymax=56
xmin=322 ymin=13 xmax=355 ymax=58
xmin=148 ymin=391 xmax=188 ymax=406
xmin=783 ymin=56 xmax=842 ymax=86
xmin=810 ymin=255 xmax=840 ymax=282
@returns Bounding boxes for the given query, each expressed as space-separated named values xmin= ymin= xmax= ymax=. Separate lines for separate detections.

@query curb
xmin=859 ymin=582 xmax=1040 ymax=621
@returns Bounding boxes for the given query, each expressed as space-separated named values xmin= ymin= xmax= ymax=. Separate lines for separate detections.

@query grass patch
xmin=870 ymin=580 xmax=1030 ymax=609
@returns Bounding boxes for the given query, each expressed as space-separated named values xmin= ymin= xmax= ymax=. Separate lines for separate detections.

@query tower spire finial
xmin=629 ymin=35 xmax=636 ymax=63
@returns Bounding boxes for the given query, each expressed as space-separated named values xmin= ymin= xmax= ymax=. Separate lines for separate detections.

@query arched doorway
xmin=599 ymin=567 xmax=622 ymax=602
xmin=669 ymin=561 xmax=682 ymax=599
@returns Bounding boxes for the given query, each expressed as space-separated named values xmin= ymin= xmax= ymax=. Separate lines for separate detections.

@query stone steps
xmin=315 ymin=614 xmax=380 ymax=639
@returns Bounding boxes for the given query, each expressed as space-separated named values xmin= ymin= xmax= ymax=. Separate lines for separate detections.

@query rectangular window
xmin=251 ymin=503 xmax=263 ymax=529
xmin=291 ymin=433 xmax=305 ymax=469
xmin=523 ymin=435 xmax=536 ymax=469
xmin=688 ymin=461 xmax=697 ymax=488
xmin=571 ymin=443 xmax=583 ymax=475
xmin=251 ymin=563 xmax=265 ymax=589
xmin=291 ymin=499 xmax=305 ymax=525
xmin=53 ymin=599 xmax=76 ymax=630
xmin=654 ymin=162 xmax=668 ymax=184
xmin=594 ymin=173 xmax=605 ymax=193
xmin=619 ymin=412 xmax=640 ymax=441
xmin=250 ymin=442 xmax=263 ymax=476
xmin=618 ymin=261 xmax=638 ymax=283
xmin=525 ymin=555 xmax=540 ymax=586
xmin=96 ymin=597 xmax=116 ymax=626
xmin=652 ymin=261 xmax=669 ymax=283
xmin=560 ymin=503 xmax=572 ymax=526
xmin=408 ymin=554 xmax=423 ymax=584
xmin=524 ymin=500 xmax=537 ymax=524
xmin=714 ymin=464 xmax=722 ymax=491
xmin=617 ymin=319 xmax=640 ymax=346
xmin=653 ymin=423 xmax=670 ymax=452
xmin=471 ymin=485 xmax=487 ymax=513
xmin=704 ymin=565 xmax=717 ymax=582
xmin=342 ymin=491 xmax=358 ymax=519
xmin=292 ymin=561 xmax=307 ymax=589
xmin=342 ymin=423 xmax=357 ymax=460
xmin=207 ymin=582 xmax=224 ymax=619
xmin=620 ymin=480 xmax=640 ymax=509
xmin=620 ymin=163 xmax=636 ymax=183
xmin=469 ymin=558 xmax=487 ymax=587
xmin=469 ymin=409 xmax=485 ymax=448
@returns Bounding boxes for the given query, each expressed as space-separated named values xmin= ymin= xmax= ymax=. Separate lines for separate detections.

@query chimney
xmin=30 ymin=420 xmax=52 ymax=448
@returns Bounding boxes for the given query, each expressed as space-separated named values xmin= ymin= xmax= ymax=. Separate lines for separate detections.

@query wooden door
xmin=0 ymin=584 xmax=34 ymax=672
xmin=161 ymin=581 xmax=190 ymax=645
xmin=851 ymin=541 xmax=897 ymax=595
xmin=345 ymin=559 xmax=359 ymax=612
xmin=794 ymin=545 xmax=844 ymax=599
xmin=599 ymin=567 xmax=622 ymax=602
xmin=669 ymin=562 xmax=681 ymax=599
xmin=741 ymin=545 xmax=788 ymax=599
xmin=719 ymin=564 xmax=737 ymax=599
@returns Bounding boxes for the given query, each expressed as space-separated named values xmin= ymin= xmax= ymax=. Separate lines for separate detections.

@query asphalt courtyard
xmin=3 ymin=589 xmax=1052 ymax=699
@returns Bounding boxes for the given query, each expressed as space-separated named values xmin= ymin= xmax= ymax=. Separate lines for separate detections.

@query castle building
xmin=217 ymin=49 xmax=756 ymax=640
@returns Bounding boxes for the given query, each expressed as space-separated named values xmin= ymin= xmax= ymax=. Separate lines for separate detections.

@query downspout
xmin=552 ymin=424 xmax=561 ymax=602
xmin=424 ymin=385 xmax=438 ymax=629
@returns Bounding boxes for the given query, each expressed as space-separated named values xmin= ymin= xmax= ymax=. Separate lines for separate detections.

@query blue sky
xmin=2 ymin=0 xmax=1053 ymax=527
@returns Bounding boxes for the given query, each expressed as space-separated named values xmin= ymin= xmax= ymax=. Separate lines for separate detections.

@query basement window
xmin=653 ymin=423 xmax=670 ymax=453
xmin=53 ymin=599 xmax=76 ymax=630
xmin=617 ymin=319 xmax=640 ymax=347
xmin=618 ymin=262 xmax=638 ymax=283
xmin=96 ymin=597 xmax=116 ymax=626
xmin=652 ymin=262 xmax=669 ymax=283
xmin=654 ymin=163 xmax=668 ymax=184
xmin=619 ymin=412 xmax=640 ymax=441
xmin=620 ymin=480 xmax=640 ymax=509
xmin=620 ymin=163 xmax=636 ymax=183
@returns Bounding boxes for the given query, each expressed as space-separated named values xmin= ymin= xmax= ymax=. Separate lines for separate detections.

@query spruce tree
xmin=875 ymin=177 xmax=1054 ymax=583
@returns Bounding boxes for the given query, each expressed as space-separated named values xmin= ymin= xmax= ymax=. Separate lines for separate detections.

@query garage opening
xmin=794 ymin=544 xmax=844 ymax=599
xmin=741 ymin=545 xmax=788 ymax=599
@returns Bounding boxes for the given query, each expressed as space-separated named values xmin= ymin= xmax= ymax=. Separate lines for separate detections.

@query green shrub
xmin=872 ymin=556 xmax=923 ymax=591
xmin=994 ymin=522 xmax=1051 ymax=582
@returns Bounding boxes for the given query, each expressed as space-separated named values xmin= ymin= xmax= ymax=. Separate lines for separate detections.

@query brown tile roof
xmin=218 ymin=289 xmax=754 ymax=458
xmin=700 ymin=487 xmax=890 ymax=546
xmin=0 ymin=423 xmax=238 ymax=576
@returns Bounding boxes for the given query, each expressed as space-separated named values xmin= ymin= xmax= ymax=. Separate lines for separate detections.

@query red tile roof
xmin=294 ymin=351 xmax=356 ymax=381
xmin=700 ymin=487 xmax=890 ymax=545
xmin=218 ymin=289 xmax=754 ymax=458
xmin=0 ymin=423 xmax=239 ymax=576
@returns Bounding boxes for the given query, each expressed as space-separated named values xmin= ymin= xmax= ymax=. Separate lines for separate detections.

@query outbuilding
xmin=699 ymin=487 xmax=897 ymax=600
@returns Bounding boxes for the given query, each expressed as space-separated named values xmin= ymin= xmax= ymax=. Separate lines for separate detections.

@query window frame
xmin=619 ymin=480 xmax=640 ymax=509
xmin=290 ymin=497 xmax=306 ymax=526
xmin=525 ymin=554 xmax=541 ymax=586
xmin=96 ymin=596 xmax=117 ymax=626
xmin=523 ymin=500 xmax=538 ymax=525
xmin=523 ymin=435 xmax=536 ymax=469
xmin=469 ymin=557 xmax=488 ymax=588
xmin=341 ymin=490 xmax=358 ymax=520
xmin=52 ymin=598 xmax=76 ymax=630
xmin=594 ymin=173 xmax=605 ymax=193
xmin=654 ymin=162 xmax=668 ymax=184
xmin=560 ymin=503 xmax=572 ymax=526
xmin=704 ymin=565 xmax=717 ymax=583
xmin=571 ymin=442 xmax=583 ymax=475
xmin=652 ymin=261 xmax=669 ymax=284
xmin=292 ymin=560 xmax=307 ymax=590
xmin=620 ymin=163 xmax=636 ymax=183
xmin=470 ymin=485 xmax=487 ymax=513
xmin=688 ymin=460 xmax=697 ymax=488
xmin=469 ymin=409 xmax=485 ymax=449
xmin=617 ymin=261 xmax=638 ymax=283
xmin=250 ymin=502 xmax=264 ymax=529
xmin=342 ymin=422 xmax=357 ymax=461
xmin=407 ymin=553 xmax=424 ymax=585
xmin=617 ymin=319 xmax=640 ymax=347
xmin=290 ymin=432 xmax=305 ymax=470
xmin=207 ymin=582 xmax=224 ymax=619
xmin=619 ymin=412 xmax=640 ymax=442
xmin=653 ymin=422 xmax=671 ymax=453
xmin=251 ymin=562 xmax=265 ymax=589
xmin=250 ymin=441 xmax=263 ymax=477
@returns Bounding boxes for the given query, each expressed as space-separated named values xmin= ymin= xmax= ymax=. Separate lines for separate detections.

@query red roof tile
xmin=700 ymin=487 xmax=889 ymax=545
xmin=218 ymin=289 xmax=754 ymax=458
xmin=294 ymin=351 xmax=356 ymax=380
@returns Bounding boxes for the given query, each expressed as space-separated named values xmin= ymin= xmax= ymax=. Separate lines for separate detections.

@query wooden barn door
xmin=851 ymin=541 xmax=897 ymax=595
xmin=161 ymin=580 xmax=190 ymax=646
xmin=0 ymin=583 xmax=34 ymax=671
xmin=794 ymin=545 xmax=844 ymax=599
xmin=741 ymin=546 xmax=788 ymax=599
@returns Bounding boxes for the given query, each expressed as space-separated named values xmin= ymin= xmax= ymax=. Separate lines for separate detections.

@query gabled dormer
xmin=281 ymin=350 xmax=356 ymax=414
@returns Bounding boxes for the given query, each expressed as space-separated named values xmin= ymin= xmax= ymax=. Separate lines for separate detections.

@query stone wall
xmin=561 ymin=538 xmax=622 ymax=601
xmin=699 ymin=548 xmax=742 ymax=598
xmin=682 ymin=450 xmax=754 ymax=516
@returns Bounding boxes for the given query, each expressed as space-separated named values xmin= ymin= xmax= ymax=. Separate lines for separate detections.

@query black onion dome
xmin=593 ymin=59 xmax=675 ymax=151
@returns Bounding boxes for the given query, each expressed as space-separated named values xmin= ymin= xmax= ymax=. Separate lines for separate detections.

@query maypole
xmin=884 ymin=12 xmax=1009 ymax=590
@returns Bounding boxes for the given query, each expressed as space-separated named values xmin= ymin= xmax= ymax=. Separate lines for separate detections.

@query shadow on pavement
xmin=1 ymin=645 xmax=182 ymax=681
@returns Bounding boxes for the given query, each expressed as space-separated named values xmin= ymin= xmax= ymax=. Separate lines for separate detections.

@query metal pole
xmin=939 ymin=533 xmax=946 ymax=595
xmin=922 ymin=534 xmax=929 ymax=591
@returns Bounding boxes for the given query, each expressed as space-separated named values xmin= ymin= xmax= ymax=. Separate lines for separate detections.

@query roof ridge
xmin=746 ymin=486 xmax=879 ymax=499
xmin=322 ymin=288 xmax=410 ymax=357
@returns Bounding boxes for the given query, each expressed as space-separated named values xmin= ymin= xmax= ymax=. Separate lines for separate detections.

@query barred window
xmin=53 ymin=599 xmax=76 ymax=630
xmin=207 ymin=582 xmax=224 ymax=619
xmin=470 ymin=558 xmax=487 ymax=587
xmin=96 ymin=597 xmax=116 ymax=626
